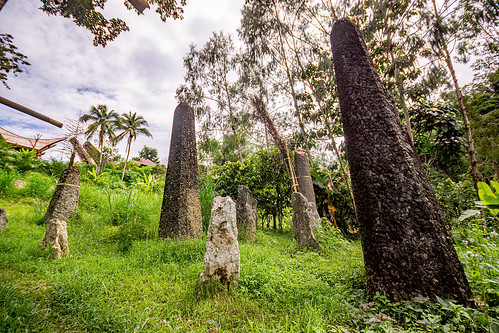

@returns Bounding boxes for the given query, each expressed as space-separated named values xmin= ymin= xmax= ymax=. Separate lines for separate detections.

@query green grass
xmin=1 ymin=177 xmax=499 ymax=332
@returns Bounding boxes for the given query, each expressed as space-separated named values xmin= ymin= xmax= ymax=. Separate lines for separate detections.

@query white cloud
xmin=0 ymin=0 xmax=243 ymax=161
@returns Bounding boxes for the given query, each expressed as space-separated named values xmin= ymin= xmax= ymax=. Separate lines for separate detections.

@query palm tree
xmin=114 ymin=111 xmax=152 ymax=180
xmin=79 ymin=105 xmax=119 ymax=172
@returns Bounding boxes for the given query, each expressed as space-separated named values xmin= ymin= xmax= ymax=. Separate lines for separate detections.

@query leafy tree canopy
xmin=136 ymin=145 xmax=159 ymax=164
xmin=40 ymin=0 xmax=187 ymax=46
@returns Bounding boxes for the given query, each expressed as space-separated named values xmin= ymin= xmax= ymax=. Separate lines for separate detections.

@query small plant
xmin=460 ymin=181 xmax=499 ymax=221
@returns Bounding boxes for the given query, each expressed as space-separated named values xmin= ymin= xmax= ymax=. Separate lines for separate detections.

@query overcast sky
xmin=0 ymin=0 xmax=243 ymax=163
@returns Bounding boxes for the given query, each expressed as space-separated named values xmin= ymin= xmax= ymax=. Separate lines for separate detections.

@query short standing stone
xmin=159 ymin=103 xmax=203 ymax=239
xmin=291 ymin=192 xmax=320 ymax=250
xmin=0 ymin=206 xmax=8 ymax=230
xmin=294 ymin=149 xmax=321 ymax=228
xmin=236 ymin=185 xmax=257 ymax=241
xmin=330 ymin=18 xmax=471 ymax=304
xmin=41 ymin=219 xmax=68 ymax=259
xmin=200 ymin=196 xmax=240 ymax=287
xmin=44 ymin=166 xmax=80 ymax=224
xmin=294 ymin=149 xmax=316 ymax=205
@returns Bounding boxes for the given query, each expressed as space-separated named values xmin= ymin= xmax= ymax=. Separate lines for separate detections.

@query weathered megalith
xmin=200 ymin=196 xmax=240 ymax=288
xmin=236 ymin=185 xmax=257 ymax=241
xmin=294 ymin=149 xmax=316 ymax=205
xmin=70 ymin=137 xmax=93 ymax=164
xmin=41 ymin=219 xmax=68 ymax=259
xmin=330 ymin=19 xmax=471 ymax=304
xmin=159 ymin=103 xmax=203 ymax=239
xmin=44 ymin=166 xmax=80 ymax=224
xmin=291 ymin=192 xmax=320 ymax=250
xmin=83 ymin=141 xmax=110 ymax=165
xmin=294 ymin=149 xmax=321 ymax=228
xmin=0 ymin=206 xmax=8 ymax=230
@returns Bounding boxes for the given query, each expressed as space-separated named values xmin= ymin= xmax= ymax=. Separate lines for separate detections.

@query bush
xmin=23 ymin=172 xmax=55 ymax=200
xmin=0 ymin=169 xmax=16 ymax=195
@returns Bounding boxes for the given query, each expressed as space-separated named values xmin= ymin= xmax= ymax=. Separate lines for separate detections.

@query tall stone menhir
xmin=330 ymin=19 xmax=472 ymax=304
xmin=159 ymin=103 xmax=203 ymax=239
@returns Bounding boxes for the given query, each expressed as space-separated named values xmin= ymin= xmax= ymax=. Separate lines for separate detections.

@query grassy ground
xmin=1 ymin=179 xmax=498 ymax=332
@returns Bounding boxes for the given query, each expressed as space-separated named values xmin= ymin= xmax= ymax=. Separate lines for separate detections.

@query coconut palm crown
xmin=79 ymin=104 xmax=119 ymax=172
xmin=114 ymin=111 xmax=152 ymax=180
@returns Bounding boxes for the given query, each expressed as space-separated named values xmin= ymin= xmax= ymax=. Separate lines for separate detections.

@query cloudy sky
xmin=0 ymin=0 xmax=243 ymax=163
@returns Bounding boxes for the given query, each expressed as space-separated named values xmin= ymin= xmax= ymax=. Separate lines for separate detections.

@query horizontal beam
xmin=0 ymin=96 xmax=63 ymax=128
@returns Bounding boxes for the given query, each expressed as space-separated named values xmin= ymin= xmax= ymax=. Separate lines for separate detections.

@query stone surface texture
xmin=83 ymin=141 xmax=110 ymax=165
xmin=294 ymin=149 xmax=321 ymax=228
xmin=41 ymin=219 xmax=68 ymax=259
xmin=200 ymin=196 xmax=240 ymax=287
xmin=236 ymin=185 xmax=257 ymax=241
xmin=0 ymin=206 xmax=8 ymax=230
xmin=159 ymin=103 xmax=203 ymax=239
xmin=330 ymin=19 xmax=471 ymax=304
xmin=294 ymin=149 xmax=316 ymax=205
xmin=70 ymin=137 xmax=93 ymax=164
xmin=291 ymin=192 xmax=320 ymax=250
xmin=44 ymin=166 xmax=80 ymax=224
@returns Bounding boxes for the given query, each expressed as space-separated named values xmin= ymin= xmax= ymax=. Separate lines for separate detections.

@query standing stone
xmin=330 ymin=19 xmax=471 ymax=304
xmin=200 ymin=196 xmax=240 ymax=287
xmin=0 ymin=206 xmax=8 ymax=230
xmin=236 ymin=185 xmax=257 ymax=241
xmin=294 ymin=149 xmax=316 ymax=205
xmin=291 ymin=192 xmax=320 ymax=250
xmin=69 ymin=137 xmax=93 ymax=164
xmin=294 ymin=149 xmax=321 ymax=228
xmin=44 ymin=166 xmax=80 ymax=224
xmin=41 ymin=219 xmax=68 ymax=259
xmin=159 ymin=103 xmax=203 ymax=239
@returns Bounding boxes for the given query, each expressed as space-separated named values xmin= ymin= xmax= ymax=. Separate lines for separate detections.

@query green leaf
xmin=478 ymin=182 xmax=499 ymax=205
xmin=458 ymin=210 xmax=481 ymax=221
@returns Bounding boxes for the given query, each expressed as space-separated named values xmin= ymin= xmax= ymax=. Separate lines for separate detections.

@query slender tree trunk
xmin=385 ymin=18 xmax=414 ymax=145
xmin=324 ymin=117 xmax=358 ymax=220
xmin=97 ymin=130 xmax=104 ymax=173
xmin=273 ymin=3 xmax=312 ymax=163
xmin=430 ymin=0 xmax=482 ymax=194
xmin=121 ymin=136 xmax=131 ymax=181
xmin=223 ymin=71 xmax=244 ymax=164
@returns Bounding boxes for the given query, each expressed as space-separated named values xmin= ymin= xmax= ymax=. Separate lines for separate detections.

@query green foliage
xmin=0 ymin=33 xmax=30 ymax=89
xmin=199 ymin=173 xmax=216 ymax=232
xmin=136 ymin=145 xmax=159 ymax=164
xmin=39 ymin=158 xmax=68 ymax=177
xmin=410 ymin=103 xmax=466 ymax=178
xmin=211 ymin=148 xmax=291 ymax=228
xmin=0 ymin=169 xmax=16 ymax=195
xmin=456 ymin=222 xmax=499 ymax=310
xmin=40 ymin=0 xmax=186 ymax=47
xmin=427 ymin=167 xmax=476 ymax=222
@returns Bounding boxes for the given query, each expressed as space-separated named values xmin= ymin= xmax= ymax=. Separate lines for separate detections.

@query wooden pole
xmin=0 ymin=96 xmax=63 ymax=128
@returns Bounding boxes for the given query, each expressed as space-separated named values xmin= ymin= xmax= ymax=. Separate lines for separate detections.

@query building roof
xmin=0 ymin=127 xmax=67 ymax=157
xmin=138 ymin=159 xmax=156 ymax=167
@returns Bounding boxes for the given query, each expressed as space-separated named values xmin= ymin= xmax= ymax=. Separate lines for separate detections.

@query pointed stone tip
xmin=330 ymin=18 xmax=359 ymax=49
xmin=176 ymin=102 xmax=193 ymax=111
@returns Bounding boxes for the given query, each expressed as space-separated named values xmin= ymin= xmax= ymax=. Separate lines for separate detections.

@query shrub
xmin=0 ymin=169 xmax=16 ymax=195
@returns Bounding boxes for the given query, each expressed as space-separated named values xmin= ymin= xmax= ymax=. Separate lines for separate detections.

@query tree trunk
xmin=273 ymin=3 xmax=312 ymax=163
xmin=224 ymin=73 xmax=244 ymax=164
xmin=330 ymin=19 xmax=472 ymax=305
xmin=97 ymin=130 xmax=104 ymax=173
xmin=431 ymin=0 xmax=482 ymax=194
xmin=121 ymin=136 xmax=131 ymax=181
xmin=385 ymin=18 xmax=414 ymax=145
